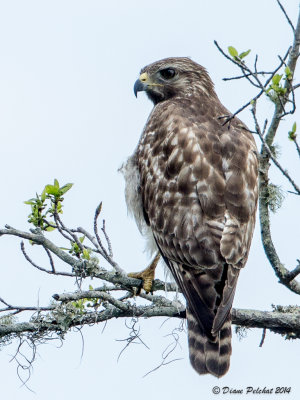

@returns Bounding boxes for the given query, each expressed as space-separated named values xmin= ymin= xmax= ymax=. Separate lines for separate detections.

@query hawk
xmin=122 ymin=57 xmax=258 ymax=377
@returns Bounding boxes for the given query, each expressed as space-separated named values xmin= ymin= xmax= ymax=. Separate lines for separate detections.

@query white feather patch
xmin=119 ymin=155 xmax=158 ymax=257
xmin=120 ymin=155 xmax=177 ymax=290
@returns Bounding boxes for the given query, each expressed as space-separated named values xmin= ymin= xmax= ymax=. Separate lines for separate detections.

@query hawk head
xmin=134 ymin=57 xmax=216 ymax=104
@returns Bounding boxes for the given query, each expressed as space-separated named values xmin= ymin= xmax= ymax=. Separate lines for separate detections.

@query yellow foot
xmin=128 ymin=252 xmax=160 ymax=293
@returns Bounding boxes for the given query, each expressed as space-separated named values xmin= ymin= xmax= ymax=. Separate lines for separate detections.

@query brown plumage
xmin=122 ymin=57 xmax=258 ymax=377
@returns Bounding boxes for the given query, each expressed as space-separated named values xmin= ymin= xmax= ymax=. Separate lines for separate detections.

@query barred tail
xmin=187 ymin=308 xmax=232 ymax=377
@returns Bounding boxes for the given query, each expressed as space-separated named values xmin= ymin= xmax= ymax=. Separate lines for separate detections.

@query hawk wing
xmin=136 ymin=101 xmax=258 ymax=376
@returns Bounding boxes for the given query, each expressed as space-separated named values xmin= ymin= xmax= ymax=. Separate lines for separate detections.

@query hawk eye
xmin=159 ymin=68 xmax=176 ymax=80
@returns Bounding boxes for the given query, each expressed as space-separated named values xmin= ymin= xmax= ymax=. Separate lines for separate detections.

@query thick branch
xmin=1 ymin=306 xmax=300 ymax=339
xmin=257 ymin=7 xmax=300 ymax=295
xmin=232 ymin=307 xmax=300 ymax=336
xmin=259 ymin=173 xmax=300 ymax=294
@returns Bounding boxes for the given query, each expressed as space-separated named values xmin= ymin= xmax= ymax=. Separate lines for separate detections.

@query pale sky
xmin=0 ymin=1 xmax=299 ymax=399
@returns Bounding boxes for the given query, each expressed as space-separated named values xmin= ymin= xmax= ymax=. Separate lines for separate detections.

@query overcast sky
xmin=0 ymin=1 xmax=299 ymax=399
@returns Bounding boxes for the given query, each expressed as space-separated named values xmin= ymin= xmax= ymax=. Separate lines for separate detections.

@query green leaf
xmin=89 ymin=285 xmax=94 ymax=290
xmin=44 ymin=184 xmax=59 ymax=196
xmin=288 ymin=132 xmax=296 ymax=141
xmin=288 ymin=122 xmax=297 ymax=140
xmin=272 ymin=74 xmax=282 ymax=85
xmin=45 ymin=226 xmax=56 ymax=232
xmin=54 ymin=201 xmax=63 ymax=214
xmin=83 ymin=249 xmax=90 ymax=260
xmin=41 ymin=189 xmax=47 ymax=202
xmin=59 ymin=183 xmax=73 ymax=195
xmin=239 ymin=49 xmax=251 ymax=59
xmin=79 ymin=236 xmax=85 ymax=243
xmin=284 ymin=66 xmax=292 ymax=79
xmin=54 ymin=179 xmax=59 ymax=188
xmin=24 ymin=200 xmax=35 ymax=205
xmin=228 ymin=46 xmax=238 ymax=57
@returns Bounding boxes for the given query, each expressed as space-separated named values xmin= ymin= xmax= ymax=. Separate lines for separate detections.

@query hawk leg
xmin=128 ymin=252 xmax=160 ymax=293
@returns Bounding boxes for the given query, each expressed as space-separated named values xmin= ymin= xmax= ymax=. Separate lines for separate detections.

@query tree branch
xmin=257 ymin=6 xmax=300 ymax=294
xmin=1 ymin=304 xmax=300 ymax=340
xmin=277 ymin=0 xmax=295 ymax=33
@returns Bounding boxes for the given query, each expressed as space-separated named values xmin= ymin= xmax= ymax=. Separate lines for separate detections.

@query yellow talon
xmin=128 ymin=252 xmax=160 ymax=293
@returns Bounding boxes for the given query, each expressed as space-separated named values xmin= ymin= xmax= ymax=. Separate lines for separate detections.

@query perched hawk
xmin=122 ymin=57 xmax=258 ymax=377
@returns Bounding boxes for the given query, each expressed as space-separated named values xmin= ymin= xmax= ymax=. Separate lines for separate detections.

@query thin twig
xmin=0 ymin=297 xmax=13 ymax=307
xmin=292 ymin=137 xmax=300 ymax=158
xmin=75 ymin=226 xmax=124 ymax=274
xmin=222 ymin=71 xmax=272 ymax=81
xmin=277 ymin=0 xmax=295 ymax=33
xmin=43 ymin=246 xmax=56 ymax=273
xmin=259 ymin=328 xmax=267 ymax=347
xmin=20 ymin=241 xmax=75 ymax=277
xmin=101 ymin=220 xmax=113 ymax=258
xmin=54 ymin=205 xmax=84 ymax=255
xmin=252 ymin=105 xmax=300 ymax=195
xmin=75 ymin=227 xmax=106 ymax=257
xmin=214 ymin=40 xmax=290 ymax=124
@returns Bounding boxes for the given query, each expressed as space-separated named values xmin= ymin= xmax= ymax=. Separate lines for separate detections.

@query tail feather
xmin=187 ymin=308 xmax=232 ymax=377
xmin=155 ymin=252 xmax=234 ymax=377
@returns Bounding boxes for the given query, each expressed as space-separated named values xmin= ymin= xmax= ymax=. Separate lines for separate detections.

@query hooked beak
xmin=133 ymin=72 xmax=149 ymax=97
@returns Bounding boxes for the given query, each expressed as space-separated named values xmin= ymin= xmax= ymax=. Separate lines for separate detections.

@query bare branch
xmin=251 ymin=104 xmax=300 ymax=195
xmin=255 ymin=6 xmax=300 ymax=295
xmin=1 ymin=306 xmax=300 ymax=340
xmin=43 ymin=246 xmax=56 ymax=273
xmin=277 ymin=0 xmax=295 ymax=33
xmin=54 ymin=206 xmax=84 ymax=255
xmin=222 ymin=71 xmax=272 ymax=82
xmin=0 ymin=296 xmax=54 ymax=313
xmin=93 ymin=202 xmax=109 ymax=257
xmin=0 ymin=225 xmax=82 ymax=268
xmin=291 ymin=136 xmax=300 ymax=159
xmin=214 ymin=40 xmax=290 ymax=124
xmin=20 ymin=241 xmax=74 ymax=277
xmin=75 ymin=226 xmax=125 ymax=274
xmin=259 ymin=328 xmax=267 ymax=347
xmin=101 ymin=220 xmax=113 ymax=258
